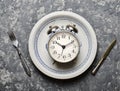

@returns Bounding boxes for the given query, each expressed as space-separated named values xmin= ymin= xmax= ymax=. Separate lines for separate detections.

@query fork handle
xmin=16 ymin=47 xmax=31 ymax=77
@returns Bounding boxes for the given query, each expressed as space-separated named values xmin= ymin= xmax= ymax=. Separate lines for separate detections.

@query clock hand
xmin=61 ymin=45 xmax=66 ymax=55
xmin=56 ymin=42 xmax=66 ymax=49
xmin=56 ymin=42 xmax=62 ymax=47
xmin=65 ymin=40 xmax=74 ymax=47
xmin=60 ymin=41 xmax=74 ymax=55
xmin=61 ymin=48 xmax=64 ymax=55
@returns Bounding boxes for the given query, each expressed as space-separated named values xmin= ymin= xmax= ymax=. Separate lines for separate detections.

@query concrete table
xmin=0 ymin=0 xmax=120 ymax=91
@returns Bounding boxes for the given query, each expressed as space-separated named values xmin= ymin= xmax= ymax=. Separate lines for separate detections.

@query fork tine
xmin=7 ymin=31 xmax=16 ymax=41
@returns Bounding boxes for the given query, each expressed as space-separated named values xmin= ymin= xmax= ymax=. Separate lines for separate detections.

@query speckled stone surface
xmin=0 ymin=0 xmax=120 ymax=91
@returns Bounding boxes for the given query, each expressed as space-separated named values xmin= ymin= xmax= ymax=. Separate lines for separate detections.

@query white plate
xmin=28 ymin=11 xmax=97 ymax=79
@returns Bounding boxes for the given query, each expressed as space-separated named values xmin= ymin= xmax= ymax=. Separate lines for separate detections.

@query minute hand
xmin=65 ymin=40 xmax=74 ymax=47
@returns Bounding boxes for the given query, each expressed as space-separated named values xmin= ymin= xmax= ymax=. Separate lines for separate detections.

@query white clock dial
xmin=48 ymin=32 xmax=80 ymax=63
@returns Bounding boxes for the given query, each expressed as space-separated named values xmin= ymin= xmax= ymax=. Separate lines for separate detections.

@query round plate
xmin=28 ymin=11 xmax=97 ymax=79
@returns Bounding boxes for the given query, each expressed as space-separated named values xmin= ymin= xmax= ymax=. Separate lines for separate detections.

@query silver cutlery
xmin=7 ymin=31 xmax=31 ymax=77
xmin=92 ymin=39 xmax=116 ymax=75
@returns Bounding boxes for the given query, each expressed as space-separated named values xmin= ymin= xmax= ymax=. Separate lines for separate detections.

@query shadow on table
xmin=39 ymin=61 xmax=96 ymax=84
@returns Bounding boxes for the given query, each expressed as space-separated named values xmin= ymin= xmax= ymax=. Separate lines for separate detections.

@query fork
xmin=7 ymin=31 xmax=31 ymax=77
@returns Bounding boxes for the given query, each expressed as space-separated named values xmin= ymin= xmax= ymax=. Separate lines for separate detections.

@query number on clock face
xmin=48 ymin=32 xmax=80 ymax=63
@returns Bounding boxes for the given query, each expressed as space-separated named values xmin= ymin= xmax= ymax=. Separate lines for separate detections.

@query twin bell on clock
xmin=46 ymin=24 xmax=80 ymax=64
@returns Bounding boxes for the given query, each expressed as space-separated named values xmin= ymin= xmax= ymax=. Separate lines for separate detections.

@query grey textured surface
xmin=0 ymin=0 xmax=120 ymax=91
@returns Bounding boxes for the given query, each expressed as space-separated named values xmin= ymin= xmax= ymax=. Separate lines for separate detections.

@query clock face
xmin=48 ymin=32 xmax=80 ymax=63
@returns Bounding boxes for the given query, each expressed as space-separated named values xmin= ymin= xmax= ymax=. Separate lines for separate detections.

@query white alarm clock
xmin=47 ymin=25 xmax=80 ymax=63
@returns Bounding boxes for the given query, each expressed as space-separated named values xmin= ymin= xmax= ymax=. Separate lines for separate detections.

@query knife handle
xmin=16 ymin=47 xmax=31 ymax=77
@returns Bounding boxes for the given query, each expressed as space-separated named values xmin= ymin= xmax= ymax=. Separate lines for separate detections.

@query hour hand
xmin=56 ymin=42 xmax=62 ymax=47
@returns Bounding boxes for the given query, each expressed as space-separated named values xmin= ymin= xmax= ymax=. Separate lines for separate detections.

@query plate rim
xmin=28 ymin=11 xmax=97 ymax=79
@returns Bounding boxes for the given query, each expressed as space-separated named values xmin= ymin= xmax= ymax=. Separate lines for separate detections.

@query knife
xmin=92 ymin=39 xmax=116 ymax=75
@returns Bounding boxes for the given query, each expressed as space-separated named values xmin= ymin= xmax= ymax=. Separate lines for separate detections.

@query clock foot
xmin=52 ymin=61 xmax=56 ymax=65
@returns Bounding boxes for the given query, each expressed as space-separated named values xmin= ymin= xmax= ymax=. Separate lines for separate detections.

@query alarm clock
xmin=47 ymin=25 xmax=80 ymax=63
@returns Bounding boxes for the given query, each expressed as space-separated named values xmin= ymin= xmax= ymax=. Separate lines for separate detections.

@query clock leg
xmin=52 ymin=60 xmax=56 ymax=65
